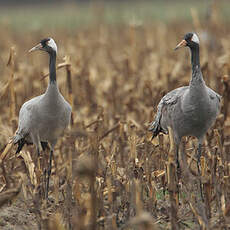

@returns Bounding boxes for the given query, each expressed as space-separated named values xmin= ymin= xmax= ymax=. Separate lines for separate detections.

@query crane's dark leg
xmin=32 ymin=135 xmax=41 ymax=157
xmin=196 ymin=138 xmax=204 ymax=172
xmin=175 ymin=144 xmax=180 ymax=170
xmin=175 ymin=142 xmax=183 ymax=180
xmin=46 ymin=149 xmax=53 ymax=199
xmin=41 ymin=141 xmax=49 ymax=151
xmin=37 ymin=148 xmax=40 ymax=157
xmin=197 ymin=143 xmax=204 ymax=201
xmin=197 ymin=143 xmax=202 ymax=167
xmin=174 ymin=136 xmax=181 ymax=171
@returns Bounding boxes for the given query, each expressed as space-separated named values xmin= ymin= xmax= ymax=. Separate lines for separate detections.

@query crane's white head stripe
xmin=191 ymin=33 xmax=199 ymax=44
xmin=47 ymin=38 xmax=57 ymax=53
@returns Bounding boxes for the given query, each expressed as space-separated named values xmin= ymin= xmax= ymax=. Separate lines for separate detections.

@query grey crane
xmin=13 ymin=38 xmax=72 ymax=198
xmin=149 ymin=32 xmax=221 ymax=169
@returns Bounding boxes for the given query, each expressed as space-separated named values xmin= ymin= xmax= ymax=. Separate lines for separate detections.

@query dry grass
xmin=0 ymin=9 xmax=230 ymax=230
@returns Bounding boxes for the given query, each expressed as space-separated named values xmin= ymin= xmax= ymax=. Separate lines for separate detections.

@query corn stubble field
xmin=0 ymin=9 xmax=230 ymax=230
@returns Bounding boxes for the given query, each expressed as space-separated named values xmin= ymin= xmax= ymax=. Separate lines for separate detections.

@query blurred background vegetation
xmin=0 ymin=0 xmax=229 ymax=31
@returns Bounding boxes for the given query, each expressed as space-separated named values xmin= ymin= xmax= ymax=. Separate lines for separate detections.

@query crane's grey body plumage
xmin=13 ymin=38 xmax=71 ymax=198
xmin=149 ymin=33 xmax=221 ymax=169
xmin=150 ymin=78 xmax=220 ymax=142
xmin=14 ymin=84 xmax=71 ymax=148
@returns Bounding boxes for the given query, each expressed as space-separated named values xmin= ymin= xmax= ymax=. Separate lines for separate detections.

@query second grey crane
xmin=13 ymin=38 xmax=72 ymax=198
xmin=149 ymin=32 xmax=221 ymax=169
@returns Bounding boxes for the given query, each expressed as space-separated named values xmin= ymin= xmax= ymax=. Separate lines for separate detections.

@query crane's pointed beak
xmin=174 ymin=39 xmax=187 ymax=51
xmin=28 ymin=43 xmax=43 ymax=53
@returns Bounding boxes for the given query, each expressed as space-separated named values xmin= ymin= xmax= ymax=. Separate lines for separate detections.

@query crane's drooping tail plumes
xmin=12 ymin=133 xmax=25 ymax=154
xmin=148 ymin=102 xmax=168 ymax=140
xmin=149 ymin=120 xmax=168 ymax=140
xmin=15 ymin=138 xmax=26 ymax=154
xmin=13 ymin=134 xmax=48 ymax=154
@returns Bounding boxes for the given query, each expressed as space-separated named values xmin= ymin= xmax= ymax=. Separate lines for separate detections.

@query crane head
xmin=174 ymin=32 xmax=200 ymax=50
xmin=29 ymin=38 xmax=57 ymax=54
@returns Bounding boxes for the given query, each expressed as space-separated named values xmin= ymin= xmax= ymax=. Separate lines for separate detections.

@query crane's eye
xmin=40 ymin=38 xmax=50 ymax=47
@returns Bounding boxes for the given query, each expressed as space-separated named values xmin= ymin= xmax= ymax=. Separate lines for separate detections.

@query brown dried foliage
xmin=0 ymin=18 xmax=230 ymax=230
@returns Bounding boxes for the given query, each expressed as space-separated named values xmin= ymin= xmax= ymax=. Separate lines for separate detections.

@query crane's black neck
xmin=189 ymin=44 xmax=204 ymax=84
xmin=49 ymin=51 xmax=56 ymax=84
xmin=190 ymin=45 xmax=200 ymax=71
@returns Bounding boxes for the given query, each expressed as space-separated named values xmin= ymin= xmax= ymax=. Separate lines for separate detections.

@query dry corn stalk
xmin=0 ymin=142 xmax=13 ymax=161
xmin=48 ymin=213 xmax=66 ymax=230
xmin=7 ymin=47 xmax=17 ymax=130
xmin=19 ymin=151 xmax=37 ymax=187
xmin=191 ymin=8 xmax=202 ymax=31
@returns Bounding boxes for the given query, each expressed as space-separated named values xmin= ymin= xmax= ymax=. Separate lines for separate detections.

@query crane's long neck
xmin=191 ymin=45 xmax=200 ymax=70
xmin=190 ymin=45 xmax=204 ymax=84
xmin=49 ymin=51 xmax=57 ymax=84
